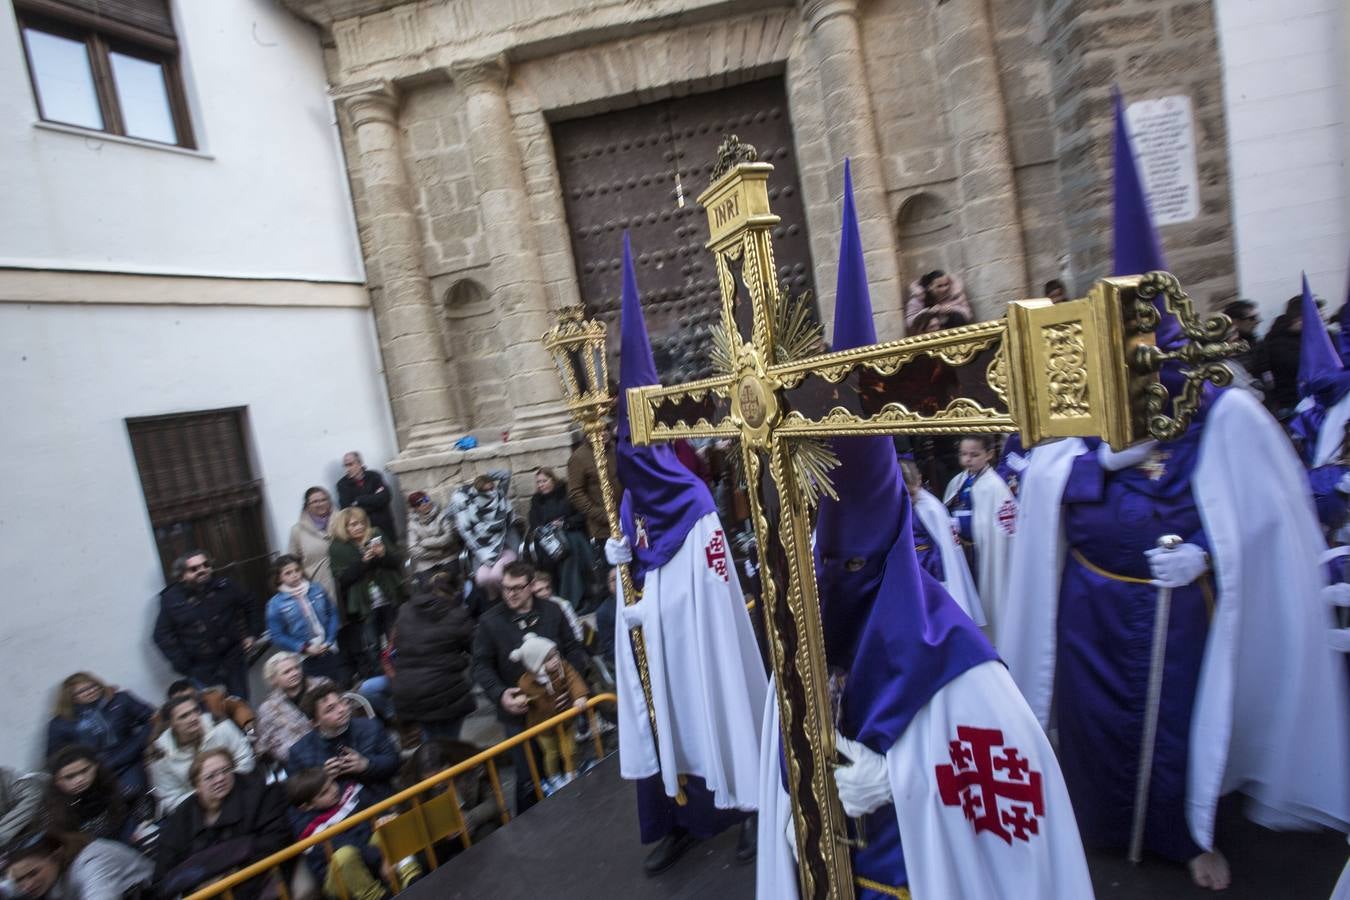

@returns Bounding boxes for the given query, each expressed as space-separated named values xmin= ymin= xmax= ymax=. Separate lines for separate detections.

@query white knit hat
xmin=509 ymin=632 xmax=557 ymax=675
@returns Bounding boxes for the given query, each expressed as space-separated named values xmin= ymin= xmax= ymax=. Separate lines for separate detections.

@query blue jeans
xmin=355 ymin=676 xmax=394 ymax=722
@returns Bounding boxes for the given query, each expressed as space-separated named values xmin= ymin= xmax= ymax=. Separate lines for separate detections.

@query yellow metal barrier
xmin=185 ymin=693 xmax=618 ymax=900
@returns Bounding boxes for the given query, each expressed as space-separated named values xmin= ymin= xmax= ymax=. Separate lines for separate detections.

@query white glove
xmin=1145 ymin=542 xmax=1208 ymax=588
xmin=605 ymin=536 xmax=633 ymax=565
xmin=832 ymin=733 xmax=892 ymax=818
xmin=1322 ymin=583 xmax=1350 ymax=608
xmin=1338 ymin=472 xmax=1350 ymax=495
xmin=1098 ymin=439 xmax=1158 ymax=472
xmin=619 ymin=601 xmax=645 ymax=629
xmin=1330 ymin=629 xmax=1350 ymax=654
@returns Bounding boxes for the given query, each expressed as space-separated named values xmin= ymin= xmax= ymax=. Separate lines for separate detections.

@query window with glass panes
xmin=15 ymin=0 xmax=194 ymax=148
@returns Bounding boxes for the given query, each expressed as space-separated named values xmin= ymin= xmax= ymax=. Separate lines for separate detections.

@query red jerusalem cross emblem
xmin=704 ymin=530 xmax=729 ymax=582
xmin=996 ymin=499 xmax=1018 ymax=535
xmin=935 ymin=726 xmax=1045 ymax=844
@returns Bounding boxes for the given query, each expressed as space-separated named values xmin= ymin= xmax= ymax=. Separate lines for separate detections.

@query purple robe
xmin=635 ymin=774 xmax=745 ymax=843
xmin=1055 ymin=425 xmax=1209 ymax=862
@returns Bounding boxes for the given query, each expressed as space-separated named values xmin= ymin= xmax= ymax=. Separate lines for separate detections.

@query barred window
xmin=15 ymin=0 xmax=194 ymax=147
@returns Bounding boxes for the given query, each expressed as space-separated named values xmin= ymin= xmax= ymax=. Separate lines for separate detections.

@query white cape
xmin=757 ymin=664 xmax=1095 ymax=899
xmin=943 ymin=469 xmax=1015 ymax=636
xmin=1313 ymin=391 xmax=1350 ymax=466
xmin=1002 ymin=389 xmax=1350 ymax=850
xmin=912 ymin=488 xmax=986 ymax=626
xmin=615 ymin=512 xmax=767 ymax=811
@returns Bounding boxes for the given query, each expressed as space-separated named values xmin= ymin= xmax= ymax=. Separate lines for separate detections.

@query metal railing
xmin=185 ymin=693 xmax=618 ymax=900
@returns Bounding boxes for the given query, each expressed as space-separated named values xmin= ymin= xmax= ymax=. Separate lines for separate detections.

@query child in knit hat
xmin=509 ymin=633 xmax=589 ymax=789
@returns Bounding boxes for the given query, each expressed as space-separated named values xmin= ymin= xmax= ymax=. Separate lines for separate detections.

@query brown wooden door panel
xmin=552 ymin=76 xmax=816 ymax=384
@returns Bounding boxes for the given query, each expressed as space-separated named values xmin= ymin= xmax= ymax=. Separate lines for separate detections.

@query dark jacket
xmin=594 ymin=593 xmax=617 ymax=668
xmin=154 ymin=774 xmax=291 ymax=898
xmin=329 ymin=528 xmax=405 ymax=623
xmin=1265 ymin=319 xmax=1302 ymax=411
xmin=391 ymin=592 xmax=476 ymax=724
xmin=47 ymin=690 xmax=155 ymax=777
xmin=285 ymin=718 xmax=401 ymax=801
xmin=528 ymin=485 xmax=586 ymax=533
xmin=566 ymin=442 xmax=615 ymax=540
xmin=152 ymin=577 xmax=256 ymax=679
xmin=337 ymin=468 xmax=399 ymax=542
xmin=472 ymin=599 xmax=589 ymax=714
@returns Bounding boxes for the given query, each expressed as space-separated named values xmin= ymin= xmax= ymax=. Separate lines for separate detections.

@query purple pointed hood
xmin=1298 ymin=273 xmax=1350 ymax=404
xmin=615 ymin=233 xmax=717 ymax=584
xmin=1112 ymin=88 xmax=1183 ymax=352
xmin=814 ymin=161 xmax=996 ymax=753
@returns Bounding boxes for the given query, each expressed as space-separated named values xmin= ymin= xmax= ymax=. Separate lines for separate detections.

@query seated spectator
xmin=449 ymin=470 xmax=517 ymax=600
xmin=509 ymin=633 xmax=589 ymax=792
xmin=147 ymin=695 xmax=255 ymax=817
xmin=285 ymin=768 xmax=415 ymax=897
xmin=473 ymin=561 xmax=589 ymax=810
xmin=44 ymin=746 xmax=155 ymax=851
xmin=152 ymin=680 xmax=255 ymax=745
xmin=286 ymin=684 xmax=400 ymax=803
xmin=406 ymin=490 xmax=460 ymax=581
xmin=391 ymin=573 xmax=476 ymax=743
xmin=527 ymin=467 xmax=595 ymax=607
xmin=330 ymin=507 xmax=404 ymax=679
xmin=153 ymin=749 xmax=291 ymax=900
xmin=905 ymin=269 xmax=973 ymax=332
xmin=0 ymin=768 xmax=47 ymax=848
xmin=338 ymin=451 xmax=400 ymax=543
xmin=1044 ymin=278 xmax=1068 ymax=303
xmin=45 ymin=673 xmax=154 ymax=796
xmin=594 ymin=567 xmax=618 ymax=672
xmin=153 ymin=551 xmax=260 ymax=702
xmin=256 ymin=653 xmax=329 ymax=766
xmin=5 ymin=831 xmax=151 ymax=900
xmin=530 ymin=570 xmax=583 ymax=643
xmin=266 ymin=555 xmax=347 ymax=684
xmin=289 ymin=486 xmax=338 ymax=601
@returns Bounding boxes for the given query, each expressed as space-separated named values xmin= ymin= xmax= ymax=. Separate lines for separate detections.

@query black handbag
xmin=533 ymin=523 xmax=570 ymax=565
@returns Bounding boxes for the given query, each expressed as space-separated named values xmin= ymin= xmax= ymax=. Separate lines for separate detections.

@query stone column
xmin=333 ymin=80 xmax=465 ymax=454
xmin=452 ymin=56 xmax=569 ymax=439
xmin=801 ymin=0 xmax=905 ymax=337
xmin=933 ymin=0 xmax=1030 ymax=319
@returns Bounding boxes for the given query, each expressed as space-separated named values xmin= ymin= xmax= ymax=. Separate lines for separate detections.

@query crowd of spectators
xmin=0 ymin=448 xmax=626 ymax=900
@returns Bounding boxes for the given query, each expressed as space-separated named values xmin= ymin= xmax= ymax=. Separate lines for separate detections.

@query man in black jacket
xmin=153 ymin=551 xmax=258 ymax=701
xmin=473 ymin=560 xmax=588 ymax=809
xmin=337 ymin=451 xmax=400 ymax=542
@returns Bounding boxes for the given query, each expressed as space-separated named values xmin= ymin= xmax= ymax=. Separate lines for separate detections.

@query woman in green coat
xmin=329 ymin=506 xmax=405 ymax=678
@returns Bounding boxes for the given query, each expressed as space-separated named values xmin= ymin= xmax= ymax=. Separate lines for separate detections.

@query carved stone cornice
xmin=330 ymin=78 xmax=400 ymax=128
xmin=447 ymin=54 xmax=510 ymax=95
xmin=801 ymin=0 xmax=859 ymax=31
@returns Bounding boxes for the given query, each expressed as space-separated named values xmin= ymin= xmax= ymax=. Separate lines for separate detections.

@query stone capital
xmin=330 ymin=78 xmax=400 ymax=128
xmin=448 ymin=54 xmax=510 ymax=95
xmin=801 ymin=0 xmax=859 ymax=31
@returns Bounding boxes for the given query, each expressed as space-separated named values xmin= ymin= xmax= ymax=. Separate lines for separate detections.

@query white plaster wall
xmin=0 ymin=0 xmax=363 ymax=281
xmin=1215 ymin=0 xmax=1348 ymax=318
xmin=0 ymin=303 xmax=397 ymax=767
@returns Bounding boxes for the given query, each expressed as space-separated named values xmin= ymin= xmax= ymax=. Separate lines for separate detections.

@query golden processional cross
xmin=549 ymin=136 xmax=1239 ymax=900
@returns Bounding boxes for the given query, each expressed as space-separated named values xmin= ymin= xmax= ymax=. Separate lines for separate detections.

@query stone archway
xmin=896 ymin=190 xmax=959 ymax=302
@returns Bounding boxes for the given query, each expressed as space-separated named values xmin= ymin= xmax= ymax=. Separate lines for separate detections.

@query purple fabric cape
xmin=814 ymin=161 xmax=994 ymax=755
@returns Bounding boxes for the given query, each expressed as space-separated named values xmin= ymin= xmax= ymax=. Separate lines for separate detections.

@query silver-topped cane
xmin=1128 ymin=533 xmax=1183 ymax=864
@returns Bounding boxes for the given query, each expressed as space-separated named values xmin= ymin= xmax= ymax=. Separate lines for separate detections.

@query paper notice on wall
xmin=1125 ymin=95 xmax=1200 ymax=226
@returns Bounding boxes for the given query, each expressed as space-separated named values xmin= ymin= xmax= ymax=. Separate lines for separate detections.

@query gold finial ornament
xmin=542 ymin=142 xmax=1241 ymax=900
